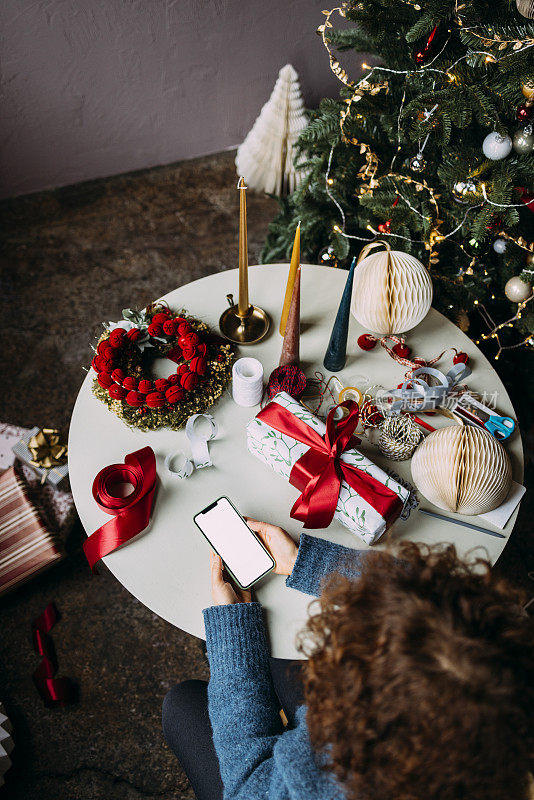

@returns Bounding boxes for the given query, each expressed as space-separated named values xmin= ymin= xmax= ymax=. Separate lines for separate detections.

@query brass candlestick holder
xmin=219 ymin=177 xmax=270 ymax=345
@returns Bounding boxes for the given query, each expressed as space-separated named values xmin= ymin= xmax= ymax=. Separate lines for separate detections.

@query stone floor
xmin=0 ymin=150 xmax=532 ymax=799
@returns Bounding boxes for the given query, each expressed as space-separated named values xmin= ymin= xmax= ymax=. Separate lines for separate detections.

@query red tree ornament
xmin=181 ymin=371 xmax=199 ymax=391
xmin=98 ymin=372 xmax=114 ymax=388
xmin=453 ymin=352 xmax=469 ymax=365
xmin=123 ymin=376 xmax=139 ymax=391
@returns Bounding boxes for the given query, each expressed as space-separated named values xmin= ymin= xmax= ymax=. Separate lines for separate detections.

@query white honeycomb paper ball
xmin=411 ymin=426 xmax=511 ymax=516
xmin=351 ymin=249 xmax=433 ymax=335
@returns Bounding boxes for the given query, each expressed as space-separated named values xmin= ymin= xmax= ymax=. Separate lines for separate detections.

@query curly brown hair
xmin=300 ymin=543 xmax=534 ymax=800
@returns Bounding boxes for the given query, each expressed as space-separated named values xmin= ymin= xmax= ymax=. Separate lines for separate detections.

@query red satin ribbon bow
xmin=256 ymin=400 xmax=403 ymax=529
xmin=32 ymin=603 xmax=76 ymax=707
xmin=83 ymin=446 xmax=157 ymax=570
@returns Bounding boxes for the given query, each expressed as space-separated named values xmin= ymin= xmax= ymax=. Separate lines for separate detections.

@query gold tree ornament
xmin=411 ymin=426 xmax=512 ymax=516
xmin=351 ymin=241 xmax=433 ymax=335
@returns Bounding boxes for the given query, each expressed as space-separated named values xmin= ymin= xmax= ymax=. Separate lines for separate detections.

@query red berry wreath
xmin=91 ymin=303 xmax=234 ymax=430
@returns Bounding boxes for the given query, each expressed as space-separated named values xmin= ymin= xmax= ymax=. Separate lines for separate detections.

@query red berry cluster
xmin=92 ymin=310 xmax=209 ymax=411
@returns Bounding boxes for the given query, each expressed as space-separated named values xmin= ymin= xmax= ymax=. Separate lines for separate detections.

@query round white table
xmin=69 ymin=264 xmax=523 ymax=659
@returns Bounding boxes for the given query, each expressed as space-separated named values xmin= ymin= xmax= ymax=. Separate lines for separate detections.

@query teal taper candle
xmin=323 ymin=257 xmax=356 ymax=372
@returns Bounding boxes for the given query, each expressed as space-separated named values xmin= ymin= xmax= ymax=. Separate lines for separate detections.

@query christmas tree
xmin=263 ymin=0 xmax=534 ymax=371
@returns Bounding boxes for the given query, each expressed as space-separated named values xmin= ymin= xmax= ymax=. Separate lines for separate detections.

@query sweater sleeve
xmin=285 ymin=533 xmax=368 ymax=597
xmin=203 ymin=602 xmax=290 ymax=800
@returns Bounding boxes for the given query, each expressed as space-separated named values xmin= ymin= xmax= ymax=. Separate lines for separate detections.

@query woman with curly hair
xmin=162 ymin=522 xmax=534 ymax=800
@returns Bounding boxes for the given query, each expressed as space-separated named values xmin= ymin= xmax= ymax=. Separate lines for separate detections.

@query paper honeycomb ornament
xmin=235 ymin=64 xmax=308 ymax=196
xmin=351 ymin=241 xmax=433 ymax=335
xmin=411 ymin=425 xmax=512 ymax=516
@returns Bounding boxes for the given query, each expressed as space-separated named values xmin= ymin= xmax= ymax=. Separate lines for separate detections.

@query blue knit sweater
xmin=203 ymin=534 xmax=367 ymax=800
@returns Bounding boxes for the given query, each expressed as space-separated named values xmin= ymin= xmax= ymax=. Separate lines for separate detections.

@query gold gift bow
xmin=27 ymin=428 xmax=68 ymax=484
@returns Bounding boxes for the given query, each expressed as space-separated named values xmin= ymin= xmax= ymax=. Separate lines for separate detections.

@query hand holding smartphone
xmin=194 ymin=497 xmax=275 ymax=589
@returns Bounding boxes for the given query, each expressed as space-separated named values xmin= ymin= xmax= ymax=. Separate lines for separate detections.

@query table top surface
xmin=69 ymin=263 xmax=524 ymax=659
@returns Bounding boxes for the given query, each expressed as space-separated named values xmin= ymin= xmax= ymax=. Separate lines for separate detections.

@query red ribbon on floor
xmin=32 ymin=602 xmax=76 ymax=708
xmin=83 ymin=446 xmax=157 ymax=570
xmin=256 ymin=400 xmax=403 ymax=529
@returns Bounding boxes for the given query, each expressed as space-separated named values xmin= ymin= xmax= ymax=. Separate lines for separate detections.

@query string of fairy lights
xmin=316 ymin=3 xmax=534 ymax=359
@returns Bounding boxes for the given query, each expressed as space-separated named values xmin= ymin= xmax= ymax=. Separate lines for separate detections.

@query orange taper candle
xmin=279 ymin=221 xmax=300 ymax=336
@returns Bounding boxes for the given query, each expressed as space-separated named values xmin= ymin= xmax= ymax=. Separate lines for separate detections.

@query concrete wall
xmin=0 ymin=0 xmax=342 ymax=198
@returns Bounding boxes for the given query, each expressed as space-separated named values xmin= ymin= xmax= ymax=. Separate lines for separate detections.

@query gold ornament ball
xmin=526 ymin=251 xmax=534 ymax=267
xmin=522 ymin=80 xmax=534 ymax=100
xmin=456 ymin=310 xmax=470 ymax=332
xmin=504 ymin=276 xmax=532 ymax=302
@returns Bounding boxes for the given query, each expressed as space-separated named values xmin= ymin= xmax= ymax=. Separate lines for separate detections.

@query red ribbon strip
xmin=32 ymin=602 xmax=76 ymax=708
xmin=83 ymin=446 xmax=157 ymax=571
xmin=257 ymin=400 xmax=403 ymax=529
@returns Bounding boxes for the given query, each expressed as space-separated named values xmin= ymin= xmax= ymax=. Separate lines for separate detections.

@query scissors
xmin=454 ymin=396 xmax=515 ymax=441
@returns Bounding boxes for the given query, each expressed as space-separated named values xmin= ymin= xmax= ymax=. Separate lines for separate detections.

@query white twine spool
xmin=232 ymin=357 xmax=264 ymax=407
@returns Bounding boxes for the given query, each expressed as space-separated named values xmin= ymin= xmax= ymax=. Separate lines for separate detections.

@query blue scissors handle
xmin=484 ymin=415 xmax=515 ymax=440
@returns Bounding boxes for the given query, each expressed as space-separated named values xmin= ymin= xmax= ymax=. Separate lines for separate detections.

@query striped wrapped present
xmin=0 ymin=467 xmax=65 ymax=596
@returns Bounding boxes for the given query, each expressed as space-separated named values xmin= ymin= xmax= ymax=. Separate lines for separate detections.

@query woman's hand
xmin=210 ymin=550 xmax=252 ymax=606
xmin=246 ymin=519 xmax=298 ymax=577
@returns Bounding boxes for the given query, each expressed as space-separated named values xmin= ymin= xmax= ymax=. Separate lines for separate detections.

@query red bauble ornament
xmin=126 ymin=390 xmax=144 ymax=407
xmin=109 ymin=328 xmax=126 ymax=348
xmin=163 ymin=319 xmax=178 ymax=336
xmin=155 ymin=378 xmax=170 ymax=392
xmin=181 ymin=371 xmax=199 ymax=391
xmin=178 ymin=322 xmax=192 ymax=336
xmin=453 ymin=352 xmax=469 ymax=365
xmin=189 ymin=355 xmax=207 ymax=375
xmin=181 ymin=346 xmax=197 ymax=361
xmin=152 ymin=312 xmax=171 ymax=325
xmin=517 ymin=186 xmax=534 ymax=213
xmin=146 ymin=391 xmax=165 ymax=408
xmin=148 ymin=322 xmax=163 ymax=337
xmin=123 ymin=376 xmax=139 ymax=391
xmin=138 ymin=379 xmax=154 ymax=394
xmin=197 ymin=343 xmax=207 ymax=357
xmin=165 ymin=386 xmax=185 ymax=404
xmin=127 ymin=328 xmax=141 ymax=342
xmin=111 ymin=368 xmax=125 ymax=384
xmin=98 ymin=372 xmax=113 ymax=388
xmin=186 ymin=332 xmax=200 ymax=347
xmin=92 ymin=355 xmax=103 ymax=372
xmin=99 ymin=356 xmax=114 ymax=372
xmin=357 ymin=334 xmax=377 ymax=351
xmin=167 ymin=374 xmax=180 ymax=385
xmin=97 ymin=340 xmax=109 ymax=355
xmin=177 ymin=364 xmax=189 ymax=375
xmin=392 ymin=343 xmax=411 ymax=359
xmin=516 ymin=103 xmax=533 ymax=123
xmin=108 ymin=383 xmax=127 ymax=400
xmin=378 ymin=220 xmax=391 ymax=233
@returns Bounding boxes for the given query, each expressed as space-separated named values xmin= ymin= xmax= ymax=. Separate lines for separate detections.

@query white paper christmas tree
xmin=0 ymin=703 xmax=13 ymax=788
xmin=236 ymin=64 xmax=308 ymax=196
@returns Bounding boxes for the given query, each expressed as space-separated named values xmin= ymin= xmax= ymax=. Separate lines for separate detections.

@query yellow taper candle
xmin=279 ymin=221 xmax=300 ymax=335
xmin=237 ymin=177 xmax=250 ymax=317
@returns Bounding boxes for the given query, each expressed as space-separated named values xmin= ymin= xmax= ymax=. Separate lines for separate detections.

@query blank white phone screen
xmin=196 ymin=498 xmax=273 ymax=587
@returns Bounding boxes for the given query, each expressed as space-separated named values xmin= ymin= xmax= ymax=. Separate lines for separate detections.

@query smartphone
xmin=193 ymin=496 xmax=275 ymax=589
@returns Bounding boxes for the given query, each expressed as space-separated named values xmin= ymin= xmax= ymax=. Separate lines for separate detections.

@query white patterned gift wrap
xmin=246 ymin=392 xmax=410 ymax=545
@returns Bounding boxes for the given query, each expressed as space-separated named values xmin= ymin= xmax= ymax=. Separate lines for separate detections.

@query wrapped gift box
xmin=0 ymin=467 xmax=65 ymax=596
xmin=11 ymin=427 xmax=68 ymax=489
xmin=247 ymin=392 xmax=410 ymax=545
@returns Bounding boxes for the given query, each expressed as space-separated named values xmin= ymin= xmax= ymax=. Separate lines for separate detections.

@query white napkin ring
xmin=185 ymin=413 xmax=219 ymax=469
xmin=164 ymin=451 xmax=194 ymax=479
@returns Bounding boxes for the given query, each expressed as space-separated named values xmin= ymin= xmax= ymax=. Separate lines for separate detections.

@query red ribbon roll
xmin=32 ymin=603 xmax=76 ymax=707
xmin=256 ymin=400 xmax=403 ymax=530
xmin=83 ymin=446 xmax=157 ymax=571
